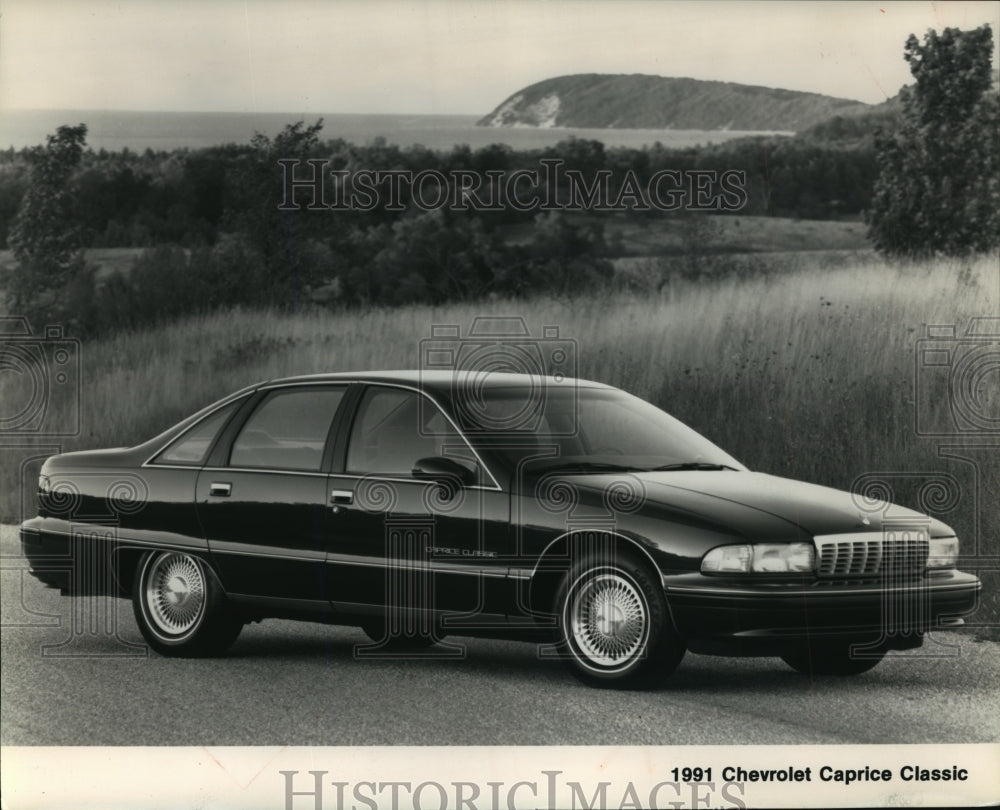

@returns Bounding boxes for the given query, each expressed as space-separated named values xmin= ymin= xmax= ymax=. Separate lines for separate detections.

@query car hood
xmin=564 ymin=470 xmax=952 ymax=539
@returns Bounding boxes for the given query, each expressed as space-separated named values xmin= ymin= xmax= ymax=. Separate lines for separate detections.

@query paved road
xmin=2 ymin=525 xmax=998 ymax=746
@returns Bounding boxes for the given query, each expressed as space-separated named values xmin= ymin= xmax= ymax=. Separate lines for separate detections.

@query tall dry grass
xmin=3 ymin=253 xmax=997 ymax=622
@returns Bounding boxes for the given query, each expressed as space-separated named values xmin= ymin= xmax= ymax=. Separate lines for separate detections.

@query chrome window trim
xmin=227 ymin=384 xmax=349 ymax=474
xmin=197 ymin=466 xmax=329 ymax=478
xmin=189 ymin=466 xmax=499 ymax=490
xmin=325 ymin=472 xmax=501 ymax=491
xmin=143 ymin=394 xmax=253 ymax=467
xmin=340 ymin=381 xmax=503 ymax=491
xmin=141 ymin=378 xmax=503 ymax=489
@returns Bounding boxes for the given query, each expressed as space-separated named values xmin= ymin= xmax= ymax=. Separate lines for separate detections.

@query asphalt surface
xmin=2 ymin=525 xmax=998 ymax=746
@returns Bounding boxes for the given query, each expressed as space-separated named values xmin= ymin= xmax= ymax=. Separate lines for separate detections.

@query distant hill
xmin=797 ymin=93 xmax=904 ymax=146
xmin=800 ymin=68 xmax=998 ymax=145
xmin=478 ymin=74 xmax=872 ymax=132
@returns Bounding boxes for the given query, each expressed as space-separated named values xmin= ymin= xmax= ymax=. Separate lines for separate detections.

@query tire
xmin=132 ymin=551 xmax=243 ymax=657
xmin=555 ymin=553 xmax=685 ymax=689
xmin=781 ymin=640 xmax=884 ymax=677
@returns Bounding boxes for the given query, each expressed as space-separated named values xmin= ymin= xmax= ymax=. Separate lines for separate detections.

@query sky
xmin=1 ymin=0 xmax=998 ymax=114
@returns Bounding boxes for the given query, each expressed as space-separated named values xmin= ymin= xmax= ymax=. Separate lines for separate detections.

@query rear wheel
xmin=132 ymin=551 xmax=243 ymax=657
xmin=556 ymin=553 xmax=684 ymax=688
xmin=781 ymin=640 xmax=884 ymax=676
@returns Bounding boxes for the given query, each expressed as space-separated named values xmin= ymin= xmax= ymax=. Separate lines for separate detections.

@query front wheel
xmin=556 ymin=554 xmax=685 ymax=689
xmin=781 ymin=641 xmax=884 ymax=676
xmin=132 ymin=551 xmax=243 ymax=657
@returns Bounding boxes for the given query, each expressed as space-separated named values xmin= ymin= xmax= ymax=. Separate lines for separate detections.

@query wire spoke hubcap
xmin=145 ymin=553 xmax=206 ymax=636
xmin=570 ymin=572 xmax=648 ymax=668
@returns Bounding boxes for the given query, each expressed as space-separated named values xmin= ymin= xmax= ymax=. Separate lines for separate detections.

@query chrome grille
xmin=815 ymin=531 xmax=928 ymax=578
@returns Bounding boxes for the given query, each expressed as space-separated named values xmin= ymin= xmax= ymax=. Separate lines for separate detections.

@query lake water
xmin=0 ymin=109 xmax=787 ymax=152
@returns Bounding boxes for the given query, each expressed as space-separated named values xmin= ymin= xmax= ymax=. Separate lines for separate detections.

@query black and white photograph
xmin=1 ymin=1 xmax=998 ymax=807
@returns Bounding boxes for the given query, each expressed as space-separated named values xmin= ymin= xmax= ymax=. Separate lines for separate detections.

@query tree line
xmin=1 ymin=24 xmax=996 ymax=336
xmin=0 ymin=126 xmax=879 ymax=249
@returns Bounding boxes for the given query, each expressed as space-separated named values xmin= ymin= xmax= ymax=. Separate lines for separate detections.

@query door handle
xmin=330 ymin=489 xmax=353 ymax=513
xmin=209 ymin=482 xmax=232 ymax=497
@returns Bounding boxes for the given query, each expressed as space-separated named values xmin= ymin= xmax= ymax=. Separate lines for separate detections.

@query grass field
xmin=2 ymin=252 xmax=997 ymax=624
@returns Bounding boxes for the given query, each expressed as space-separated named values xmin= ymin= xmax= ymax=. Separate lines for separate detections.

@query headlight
xmin=702 ymin=542 xmax=815 ymax=574
xmin=701 ymin=545 xmax=751 ymax=573
xmin=927 ymin=536 xmax=959 ymax=569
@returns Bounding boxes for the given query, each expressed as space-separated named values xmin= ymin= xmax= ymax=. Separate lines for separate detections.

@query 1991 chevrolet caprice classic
xmin=21 ymin=371 xmax=981 ymax=687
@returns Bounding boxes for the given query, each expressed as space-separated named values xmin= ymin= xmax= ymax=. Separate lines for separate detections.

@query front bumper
xmin=664 ymin=570 xmax=982 ymax=655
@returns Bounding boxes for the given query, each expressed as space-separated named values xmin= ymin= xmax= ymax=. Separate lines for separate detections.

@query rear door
xmin=196 ymin=384 xmax=349 ymax=607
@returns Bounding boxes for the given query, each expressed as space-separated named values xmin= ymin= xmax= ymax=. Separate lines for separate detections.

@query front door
xmin=324 ymin=384 xmax=510 ymax=629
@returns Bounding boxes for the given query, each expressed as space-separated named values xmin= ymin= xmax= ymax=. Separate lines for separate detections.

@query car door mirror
xmin=412 ymin=456 xmax=476 ymax=487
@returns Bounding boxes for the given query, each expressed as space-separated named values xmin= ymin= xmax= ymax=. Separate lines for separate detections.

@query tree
xmin=867 ymin=25 xmax=999 ymax=256
xmin=518 ymin=211 xmax=614 ymax=294
xmin=359 ymin=210 xmax=507 ymax=305
xmin=6 ymin=125 xmax=92 ymax=326
xmin=223 ymin=119 xmax=329 ymax=299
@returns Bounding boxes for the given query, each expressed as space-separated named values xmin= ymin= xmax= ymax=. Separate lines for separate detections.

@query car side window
xmin=346 ymin=387 xmax=480 ymax=481
xmin=229 ymin=387 xmax=345 ymax=471
xmin=154 ymin=400 xmax=242 ymax=466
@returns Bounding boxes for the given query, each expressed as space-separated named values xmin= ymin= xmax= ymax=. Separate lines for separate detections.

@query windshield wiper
xmin=649 ymin=462 xmax=738 ymax=471
xmin=529 ymin=460 xmax=641 ymax=474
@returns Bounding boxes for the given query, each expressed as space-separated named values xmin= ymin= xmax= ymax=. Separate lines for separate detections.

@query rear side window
xmin=154 ymin=400 xmax=241 ymax=466
xmin=229 ymin=387 xmax=345 ymax=471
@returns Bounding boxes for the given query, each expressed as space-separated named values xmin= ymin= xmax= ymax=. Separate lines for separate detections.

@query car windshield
xmin=458 ymin=385 xmax=744 ymax=473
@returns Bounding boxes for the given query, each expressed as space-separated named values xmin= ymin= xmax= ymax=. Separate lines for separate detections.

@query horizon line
xmin=0 ymin=106 xmax=488 ymax=117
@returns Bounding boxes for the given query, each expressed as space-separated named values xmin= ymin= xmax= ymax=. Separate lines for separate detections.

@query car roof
xmin=259 ymin=370 xmax=610 ymax=393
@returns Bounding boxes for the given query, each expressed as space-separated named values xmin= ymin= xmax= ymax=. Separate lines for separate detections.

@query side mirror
xmin=412 ymin=456 xmax=476 ymax=487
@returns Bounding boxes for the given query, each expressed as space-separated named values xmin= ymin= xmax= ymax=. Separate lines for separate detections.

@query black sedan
xmin=20 ymin=371 xmax=981 ymax=688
